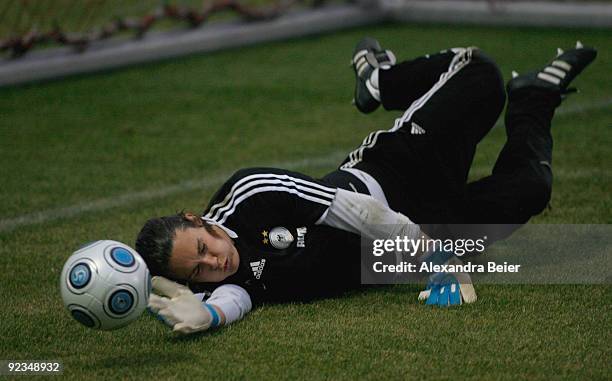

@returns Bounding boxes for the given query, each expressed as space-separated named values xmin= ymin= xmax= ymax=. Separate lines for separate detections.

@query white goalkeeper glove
xmin=148 ymin=276 xmax=221 ymax=335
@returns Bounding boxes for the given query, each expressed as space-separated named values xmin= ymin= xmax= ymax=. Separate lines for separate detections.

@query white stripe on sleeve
xmin=205 ymin=173 xmax=336 ymax=224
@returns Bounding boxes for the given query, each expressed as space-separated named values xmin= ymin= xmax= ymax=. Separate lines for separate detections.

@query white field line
xmin=0 ymin=152 xmax=346 ymax=234
xmin=1 ymin=98 xmax=610 ymax=234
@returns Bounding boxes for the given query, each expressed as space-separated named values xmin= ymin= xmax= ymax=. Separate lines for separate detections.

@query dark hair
xmin=135 ymin=212 xmax=214 ymax=279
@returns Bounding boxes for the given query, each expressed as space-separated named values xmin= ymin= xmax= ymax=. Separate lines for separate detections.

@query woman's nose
xmin=202 ymin=254 xmax=219 ymax=268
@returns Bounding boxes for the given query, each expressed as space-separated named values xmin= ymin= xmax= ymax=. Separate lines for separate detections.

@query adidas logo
xmin=250 ymin=259 xmax=266 ymax=279
xmin=410 ymin=122 xmax=426 ymax=135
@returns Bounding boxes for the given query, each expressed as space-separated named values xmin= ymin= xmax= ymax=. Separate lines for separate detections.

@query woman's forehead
xmin=169 ymin=228 xmax=203 ymax=277
xmin=173 ymin=227 xmax=205 ymax=253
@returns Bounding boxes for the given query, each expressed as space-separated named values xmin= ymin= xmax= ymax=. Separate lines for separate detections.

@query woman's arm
xmin=148 ymin=277 xmax=251 ymax=335
xmin=319 ymin=188 xmax=422 ymax=241
xmin=198 ymin=284 xmax=252 ymax=326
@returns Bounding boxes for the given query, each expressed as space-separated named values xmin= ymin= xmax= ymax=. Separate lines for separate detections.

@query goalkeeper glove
xmin=417 ymin=252 xmax=477 ymax=307
xmin=147 ymin=276 xmax=221 ymax=335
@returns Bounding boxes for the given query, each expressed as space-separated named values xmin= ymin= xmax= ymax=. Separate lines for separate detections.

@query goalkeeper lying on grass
xmin=136 ymin=38 xmax=596 ymax=334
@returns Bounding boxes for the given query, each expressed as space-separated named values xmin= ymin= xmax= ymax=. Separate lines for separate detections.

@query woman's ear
xmin=183 ymin=212 xmax=203 ymax=227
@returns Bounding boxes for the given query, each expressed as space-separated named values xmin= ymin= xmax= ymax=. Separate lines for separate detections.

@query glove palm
xmin=148 ymin=276 xmax=213 ymax=335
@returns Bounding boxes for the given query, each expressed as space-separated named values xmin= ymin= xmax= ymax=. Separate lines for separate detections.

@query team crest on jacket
xmin=267 ymin=227 xmax=294 ymax=249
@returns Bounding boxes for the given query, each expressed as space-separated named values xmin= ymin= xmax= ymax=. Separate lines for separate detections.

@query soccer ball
xmin=60 ymin=240 xmax=151 ymax=330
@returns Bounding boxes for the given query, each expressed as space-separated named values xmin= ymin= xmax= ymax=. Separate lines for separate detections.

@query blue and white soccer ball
xmin=60 ymin=240 xmax=151 ymax=330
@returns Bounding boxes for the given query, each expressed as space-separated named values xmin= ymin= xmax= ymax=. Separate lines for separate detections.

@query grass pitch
xmin=0 ymin=23 xmax=610 ymax=380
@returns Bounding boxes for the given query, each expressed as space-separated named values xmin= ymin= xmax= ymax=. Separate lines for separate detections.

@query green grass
xmin=0 ymin=23 xmax=611 ymax=380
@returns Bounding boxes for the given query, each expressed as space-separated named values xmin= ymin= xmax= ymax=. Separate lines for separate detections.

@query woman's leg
xmin=343 ymin=46 xmax=506 ymax=226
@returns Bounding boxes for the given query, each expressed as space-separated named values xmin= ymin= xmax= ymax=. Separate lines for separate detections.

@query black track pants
xmin=340 ymin=47 xmax=558 ymax=241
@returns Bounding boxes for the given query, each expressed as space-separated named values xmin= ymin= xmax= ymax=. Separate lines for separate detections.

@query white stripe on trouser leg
xmin=341 ymin=47 xmax=474 ymax=169
xmin=391 ymin=47 xmax=473 ymax=132
xmin=347 ymin=131 xmax=376 ymax=166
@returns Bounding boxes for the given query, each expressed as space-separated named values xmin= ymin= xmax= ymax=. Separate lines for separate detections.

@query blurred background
xmin=1 ymin=0 xmax=611 ymax=85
